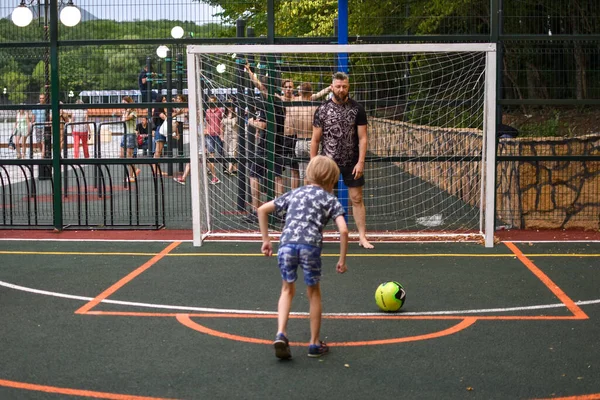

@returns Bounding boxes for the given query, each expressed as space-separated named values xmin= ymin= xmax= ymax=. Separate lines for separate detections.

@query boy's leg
xmin=274 ymin=246 xmax=298 ymax=359
xmin=306 ymin=284 xmax=329 ymax=357
xmin=277 ymin=281 xmax=295 ymax=335
xmin=306 ymin=283 xmax=322 ymax=345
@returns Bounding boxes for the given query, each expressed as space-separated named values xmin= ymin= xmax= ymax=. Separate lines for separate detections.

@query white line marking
xmin=1 ymin=279 xmax=599 ymax=316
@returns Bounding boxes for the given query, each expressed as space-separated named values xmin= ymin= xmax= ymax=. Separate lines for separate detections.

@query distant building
xmin=78 ymin=88 xmax=237 ymax=104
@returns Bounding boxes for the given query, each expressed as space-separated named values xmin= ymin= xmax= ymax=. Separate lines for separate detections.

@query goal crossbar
xmin=188 ymin=43 xmax=496 ymax=54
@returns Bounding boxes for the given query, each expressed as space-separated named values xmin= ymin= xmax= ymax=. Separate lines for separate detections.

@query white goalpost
xmin=186 ymin=44 xmax=497 ymax=247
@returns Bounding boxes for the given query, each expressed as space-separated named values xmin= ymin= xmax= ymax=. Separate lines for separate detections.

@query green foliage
xmin=0 ymin=0 xmax=596 ymax=110
xmin=409 ymin=0 xmax=489 ymax=35
xmin=31 ymin=61 xmax=46 ymax=90
xmin=0 ymin=17 xmax=230 ymax=100
xmin=277 ymin=0 xmax=337 ymax=37
xmin=200 ymin=0 xmax=268 ymax=32
xmin=518 ymin=112 xmax=564 ymax=137
xmin=1 ymin=70 xmax=29 ymax=104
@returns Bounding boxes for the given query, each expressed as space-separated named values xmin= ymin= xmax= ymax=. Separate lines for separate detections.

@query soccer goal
xmin=186 ymin=44 xmax=497 ymax=247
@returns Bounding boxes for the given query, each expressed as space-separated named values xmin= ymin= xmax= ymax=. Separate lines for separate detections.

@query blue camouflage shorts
xmin=277 ymin=244 xmax=322 ymax=286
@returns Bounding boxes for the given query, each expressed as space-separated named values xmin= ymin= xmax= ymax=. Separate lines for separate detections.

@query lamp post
xmin=172 ymin=26 xmax=186 ymax=170
xmin=12 ymin=0 xmax=81 ymax=228
xmin=157 ymin=45 xmax=175 ymax=175
xmin=12 ymin=0 xmax=81 ymax=99
xmin=12 ymin=0 xmax=81 ymax=28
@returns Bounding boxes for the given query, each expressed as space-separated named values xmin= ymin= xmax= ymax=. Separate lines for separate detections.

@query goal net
xmin=186 ymin=44 xmax=497 ymax=247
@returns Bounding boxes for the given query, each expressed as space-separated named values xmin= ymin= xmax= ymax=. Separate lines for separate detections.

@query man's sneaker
xmin=174 ymin=177 xmax=185 ymax=185
xmin=273 ymin=333 xmax=292 ymax=359
xmin=242 ymin=212 xmax=258 ymax=224
xmin=210 ymin=177 xmax=221 ymax=185
xmin=307 ymin=341 xmax=329 ymax=358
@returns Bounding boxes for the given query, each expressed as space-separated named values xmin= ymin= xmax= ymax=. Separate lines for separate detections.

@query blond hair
xmin=306 ymin=155 xmax=340 ymax=188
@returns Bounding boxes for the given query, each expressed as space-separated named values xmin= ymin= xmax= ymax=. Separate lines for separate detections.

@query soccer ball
xmin=375 ymin=281 xmax=406 ymax=312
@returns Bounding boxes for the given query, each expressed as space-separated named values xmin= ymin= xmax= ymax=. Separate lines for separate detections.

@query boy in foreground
xmin=258 ymin=155 xmax=349 ymax=359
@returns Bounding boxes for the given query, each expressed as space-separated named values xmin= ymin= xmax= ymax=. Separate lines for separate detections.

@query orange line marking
xmin=533 ymin=394 xmax=600 ymax=400
xmin=504 ymin=242 xmax=588 ymax=320
xmin=75 ymin=242 xmax=181 ymax=315
xmin=0 ymin=378 xmax=176 ymax=400
xmin=175 ymin=314 xmax=477 ymax=346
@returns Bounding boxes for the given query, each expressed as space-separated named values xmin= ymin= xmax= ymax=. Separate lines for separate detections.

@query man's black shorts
xmin=339 ymin=163 xmax=365 ymax=187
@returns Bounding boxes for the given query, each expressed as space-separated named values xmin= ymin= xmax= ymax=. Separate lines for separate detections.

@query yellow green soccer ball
xmin=375 ymin=281 xmax=406 ymax=312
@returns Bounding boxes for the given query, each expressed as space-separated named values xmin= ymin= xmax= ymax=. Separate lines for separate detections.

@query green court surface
xmin=0 ymin=240 xmax=599 ymax=399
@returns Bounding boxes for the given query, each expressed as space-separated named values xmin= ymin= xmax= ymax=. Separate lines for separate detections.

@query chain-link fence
xmin=1 ymin=0 xmax=599 ymax=230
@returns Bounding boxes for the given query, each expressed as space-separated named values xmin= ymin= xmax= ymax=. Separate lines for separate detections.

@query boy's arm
xmin=310 ymin=85 xmax=332 ymax=100
xmin=310 ymin=126 xmax=322 ymax=159
xmin=245 ymin=63 xmax=267 ymax=95
xmin=257 ymin=201 xmax=276 ymax=256
xmin=334 ymin=215 xmax=349 ymax=273
xmin=249 ymin=118 xmax=267 ymax=130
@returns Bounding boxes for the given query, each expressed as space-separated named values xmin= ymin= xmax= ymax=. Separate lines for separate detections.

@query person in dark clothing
xmin=138 ymin=65 xmax=157 ymax=102
xmin=497 ymin=123 xmax=519 ymax=139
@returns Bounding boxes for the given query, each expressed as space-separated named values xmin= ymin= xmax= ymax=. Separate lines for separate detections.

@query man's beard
xmin=333 ymin=92 xmax=348 ymax=103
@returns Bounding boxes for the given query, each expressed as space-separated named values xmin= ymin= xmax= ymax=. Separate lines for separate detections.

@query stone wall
xmin=369 ymin=118 xmax=483 ymax=208
xmin=369 ymin=117 xmax=600 ymax=230
xmin=497 ymin=136 xmax=600 ymax=230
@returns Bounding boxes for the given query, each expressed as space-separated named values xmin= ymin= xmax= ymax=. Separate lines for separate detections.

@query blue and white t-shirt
xmin=274 ymin=185 xmax=345 ymax=248
xmin=31 ymin=108 xmax=47 ymax=130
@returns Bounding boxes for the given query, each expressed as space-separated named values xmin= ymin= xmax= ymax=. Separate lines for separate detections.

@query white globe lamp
xmin=156 ymin=45 xmax=170 ymax=59
xmin=171 ymin=26 xmax=184 ymax=39
xmin=12 ymin=5 xmax=33 ymax=27
xmin=60 ymin=2 xmax=82 ymax=27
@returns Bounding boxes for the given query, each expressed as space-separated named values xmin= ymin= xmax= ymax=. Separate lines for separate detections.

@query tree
xmin=1 ymin=71 xmax=30 ymax=104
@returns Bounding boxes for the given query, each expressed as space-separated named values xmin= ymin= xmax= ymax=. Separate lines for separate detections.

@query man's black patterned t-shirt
xmin=313 ymin=98 xmax=367 ymax=167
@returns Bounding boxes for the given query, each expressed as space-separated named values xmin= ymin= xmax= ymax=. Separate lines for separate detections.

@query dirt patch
xmin=503 ymin=106 xmax=600 ymax=138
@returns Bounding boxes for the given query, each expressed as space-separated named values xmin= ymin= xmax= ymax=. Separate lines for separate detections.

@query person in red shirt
xmin=204 ymin=96 xmax=224 ymax=184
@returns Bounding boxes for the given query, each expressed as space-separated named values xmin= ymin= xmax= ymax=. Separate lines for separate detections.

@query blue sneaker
xmin=308 ymin=341 xmax=329 ymax=358
xmin=274 ymin=333 xmax=292 ymax=359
